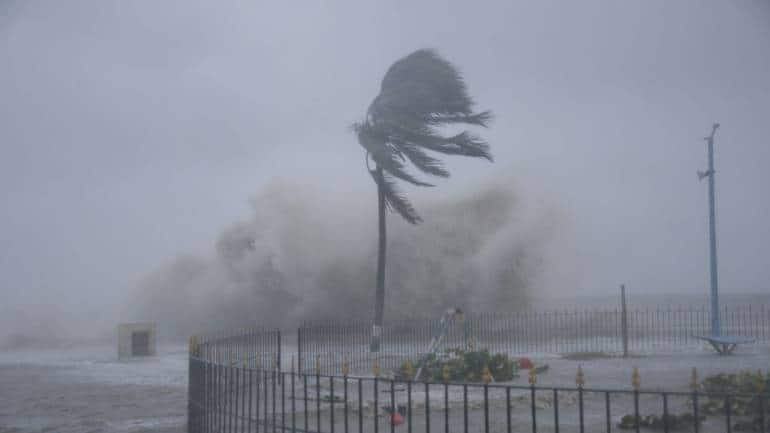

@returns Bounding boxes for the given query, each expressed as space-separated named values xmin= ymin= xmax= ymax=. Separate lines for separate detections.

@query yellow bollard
xmin=372 ymin=360 xmax=381 ymax=378
xmin=576 ymin=365 xmax=585 ymax=387
xmin=342 ymin=360 xmax=350 ymax=377
xmin=442 ymin=365 xmax=451 ymax=384
xmin=404 ymin=360 xmax=415 ymax=381
xmin=631 ymin=367 xmax=641 ymax=391
xmin=529 ymin=363 xmax=537 ymax=386
xmin=482 ymin=365 xmax=491 ymax=385
xmin=690 ymin=367 xmax=699 ymax=392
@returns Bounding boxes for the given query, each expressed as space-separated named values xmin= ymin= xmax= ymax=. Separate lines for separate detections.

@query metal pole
xmin=699 ymin=123 xmax=720 ymax=336
xmin=621 ymin=284 xmax=629 ymax=357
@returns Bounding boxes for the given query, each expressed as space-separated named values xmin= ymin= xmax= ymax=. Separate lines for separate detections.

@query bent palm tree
xmin=354 ymin=49 xmax=493 ymax=351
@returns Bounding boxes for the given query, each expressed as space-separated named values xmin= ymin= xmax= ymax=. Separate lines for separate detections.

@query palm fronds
xmin=356 ymin=49 xmax=492 ymax=224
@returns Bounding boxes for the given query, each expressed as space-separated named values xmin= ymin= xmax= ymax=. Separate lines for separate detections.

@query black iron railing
xmin=189 ymin=327 xmax=770 ymax=433
xmin=189 ymin=355 xmax=769 ymax=432
xmin=193 ymin=327 xmax=282 ymax=368
xmin=298 ymin=305 xmax=770 ymax=374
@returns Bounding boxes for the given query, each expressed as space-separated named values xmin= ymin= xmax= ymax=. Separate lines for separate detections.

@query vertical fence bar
xmin=554 ymin=389 xmax=560 ymax=433
xmin=505 ymin=387 xmax=511 ymax=433
xmin=207 ymin=359 xmax=212 ymax=433
xmin=220 ymin=364 xmax=224 ymax=433
xmin=578 ymin=387 xmax=584 ymax=433
xmin=344 ymin=374 xmax=348 ymax=433
xmin=331 ymin=377 xmax=336 ymax=433
xmin=263 ymin=370 xmax=268 ymax=433
xmin=374 ymin=378 xmax=379 ymax=433
xmin=241 ymin=365 xmax=246 ymax=433
xmin=187 ymin=355 xmax=193 ymax=433
xmin=297 ymin=326 xmax=302 ymax=374
xmin=206 ymin=360 xmax=211 ymax=433
xmin=271 ymin=369 xmax=276 ymax=433
xmin=255 ymin=367 xmax=260 ymax=433
xmin=426 ymin=383 xmax=431 ymax=433
xmin=316 ymin=371 xmax=321 ymax=433
xmin=235 ymin=364 xmax=240 ymax=433
xmin=444 ymin=383 xmax=449 ymax=433
xmin=621 ymin=285 xmax=629 ymax=356
xmin=605 ymin=392 xmax=611 ymax=433
xmin=634 ymin=390 xmax=640 ymax=433
xmin=226 ymin=362 xmax=231 ymax=433
xmin=218 ymin=362 xmax=223 ymax=433
xmin=692 ymin=390 xmax=699 ymax=433
xmin=280 ymin=372 xmax=285 ymax=432
xmin=530 ymin=385 xmax=537 ymax=433
xmin=484 ymin=383 xmax=489 ymax=433
xmin=303 ymin=374 xmax=308 ymax=433
xmin=392 ymin=380 xmax=397 ymax=433
xmin=240 ymin=364 xmax=246 ymax=433
xmin=408 ymin=381 xmax=413 ymax=433
xmin=358 ymin=379 xmax=363 ymax=433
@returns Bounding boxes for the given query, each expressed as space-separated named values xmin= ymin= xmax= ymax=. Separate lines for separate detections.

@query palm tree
xmin=354 ymin=49 xmax=493 ymax=351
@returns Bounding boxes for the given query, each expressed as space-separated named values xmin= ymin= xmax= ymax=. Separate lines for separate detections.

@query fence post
xmin=277 ymin=328 xmax=282 ymax=384
xmin=297 ymin=325 xmax=302 ymax=374
xmin=187 ymin=337 xmax=193 ymax=433
xmin=621 ymin=284 xmax=629 ymax=357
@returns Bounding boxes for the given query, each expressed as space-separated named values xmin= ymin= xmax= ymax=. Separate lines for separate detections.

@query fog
xmin=128 ymin=179 xmax=575 ymax=338
xmin=1 ymin=0 xmax=769 ymax=347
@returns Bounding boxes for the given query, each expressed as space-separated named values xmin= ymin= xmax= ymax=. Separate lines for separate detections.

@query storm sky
xmin=1 ymin=0 xmax=769 ymax=331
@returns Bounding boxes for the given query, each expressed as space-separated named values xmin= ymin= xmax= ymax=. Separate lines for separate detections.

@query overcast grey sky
xmin=1 ymin=0 xmax=769 ymax=327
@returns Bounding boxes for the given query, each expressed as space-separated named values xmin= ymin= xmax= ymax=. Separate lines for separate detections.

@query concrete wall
xmin=117 ymin=322 xmax=157 ymax=359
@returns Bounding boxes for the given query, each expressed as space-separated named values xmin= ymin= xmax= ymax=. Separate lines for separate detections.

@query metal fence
xmin=194 ymin=327 xmax=282 ymax=368
xmin=189 ymin=336 xmax=770 ymax=433
xmin=298 ymin=305 xmax=770 ymax=374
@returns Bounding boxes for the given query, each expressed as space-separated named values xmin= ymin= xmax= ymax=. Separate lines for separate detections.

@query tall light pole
xmin=697 ymin=123 xmax=720 ymax=336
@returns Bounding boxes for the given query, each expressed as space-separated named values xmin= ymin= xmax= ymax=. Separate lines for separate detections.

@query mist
xmin=125 ymin=179 xmax=576 ymax=338
xmin=1 ymin=0 xmax=769 ymax=348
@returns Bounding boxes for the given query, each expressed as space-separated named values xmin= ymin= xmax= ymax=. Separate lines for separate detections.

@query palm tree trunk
xmin=371 ymin=166 xmax=387 ymax=352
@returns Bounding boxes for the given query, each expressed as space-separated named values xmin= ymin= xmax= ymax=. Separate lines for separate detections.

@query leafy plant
xmin=699 ymin=370 xmax=770 ymax=431
xmin=621 ymin=370 xmax=770 ymax=431
xmin=396 ymin=348 xmax=519 ymax=382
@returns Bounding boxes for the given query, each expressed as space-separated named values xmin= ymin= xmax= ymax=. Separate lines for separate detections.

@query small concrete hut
xmin=117 ymin=323 xmax=157 ymax=358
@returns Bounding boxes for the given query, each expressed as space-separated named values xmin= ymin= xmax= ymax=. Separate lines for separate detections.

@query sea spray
xmin=128 ymin=179 xmax=577 ymax=337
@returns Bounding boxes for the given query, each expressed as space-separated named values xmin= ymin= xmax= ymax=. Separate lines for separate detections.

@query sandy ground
xmin=0 ymin=345 xmax=187 ymax=433
xmin=1 ymin=341 xmax=768 ymax=433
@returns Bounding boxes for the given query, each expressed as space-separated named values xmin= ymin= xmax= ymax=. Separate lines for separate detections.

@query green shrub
xmin=396 ymin=348 xmax=519 ymax=382
xmin=621 ymin=370 xmax=770 ymax=431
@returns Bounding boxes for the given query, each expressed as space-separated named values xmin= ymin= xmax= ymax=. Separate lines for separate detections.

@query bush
xmin=396 ymin=348 xmax=520 ymax=382
xmin=698 ymin=370 xmax=769 ymax=424
xmin=619 ymin=371 xmax=769 ymax=431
